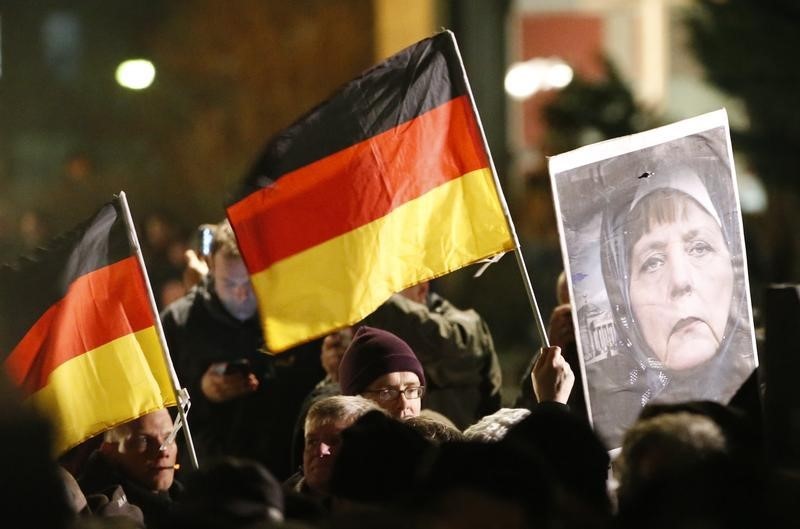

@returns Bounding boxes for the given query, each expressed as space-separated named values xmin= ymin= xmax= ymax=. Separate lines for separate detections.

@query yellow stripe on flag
xmin=252 ymin=168 xmax=515 ymax=352
xmin=27 ymin=326 xmax=176 ymax=454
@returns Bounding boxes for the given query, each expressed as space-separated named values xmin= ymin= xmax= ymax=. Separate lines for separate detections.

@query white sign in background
xmin=548 ymin=109 xmax=758 ymax=449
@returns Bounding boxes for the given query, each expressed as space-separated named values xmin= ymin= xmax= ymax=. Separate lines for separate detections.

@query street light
xmin=115 ymin=59 xmax=155 ymax=90
xmin=504 ymin=58 xmax=573 ymax=100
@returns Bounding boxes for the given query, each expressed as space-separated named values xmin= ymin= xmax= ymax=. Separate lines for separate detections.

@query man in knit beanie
xmin=338 ymin=326 xmax=426 ymax=420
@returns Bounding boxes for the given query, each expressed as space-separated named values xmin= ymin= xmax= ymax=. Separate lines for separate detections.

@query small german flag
xmin=0 ymin=197 xmax=176 ymax=454
xmin=227 ymin=31 xmax=515 ymax=353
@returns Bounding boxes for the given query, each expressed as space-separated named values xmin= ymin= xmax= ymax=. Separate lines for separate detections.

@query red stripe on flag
xmin=3 ymin=256 xmax=155 ymax=395
xmin=228 ymin=95 xmax=488 ymax=273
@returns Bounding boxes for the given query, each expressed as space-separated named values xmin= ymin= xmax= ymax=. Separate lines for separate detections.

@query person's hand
xmin=531 ymin=345 xmax=574 ymax=404
xmin=547 ymin=303 xmax=575 ymax=349
xmin=321 ymin=328 xmax=352 ymax=382
xmin=182 ymin=249 xmax=209 ymax=290
xmin=200 ymin=362 xmax=259 ymax=402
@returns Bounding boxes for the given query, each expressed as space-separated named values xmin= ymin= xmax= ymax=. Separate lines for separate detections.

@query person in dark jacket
xmin=285 ymin=395 xmax=382 ymax=513
xmin=78 ymin=409 xmax=182 ymax=529
xmin=160 ymin=220 xmax=323 ymax=480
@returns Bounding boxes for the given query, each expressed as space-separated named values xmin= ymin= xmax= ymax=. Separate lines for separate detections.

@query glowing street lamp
xmin=504 ymin=58 xmax=573 ymax=100
xmin=115 ymin=59 xmax=156 ymax=90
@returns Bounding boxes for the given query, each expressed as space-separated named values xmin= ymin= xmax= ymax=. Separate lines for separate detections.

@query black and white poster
xmin=548 ymin=110 xmax=758 ymax=449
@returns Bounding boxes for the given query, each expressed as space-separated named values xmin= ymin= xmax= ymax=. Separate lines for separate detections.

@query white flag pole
xmin=117 ymin=191 xmax=200 ymax=470
xmin=446 ymin=30 xmax=550 ymax=348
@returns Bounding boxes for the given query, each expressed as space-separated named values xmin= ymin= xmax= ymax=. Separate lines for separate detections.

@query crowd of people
xmin=1 ymin=218 xmax=794 ymax=529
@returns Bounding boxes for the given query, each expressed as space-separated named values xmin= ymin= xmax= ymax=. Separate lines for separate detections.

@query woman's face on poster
xmin=628 ymin=196 xmax=734 ymax=370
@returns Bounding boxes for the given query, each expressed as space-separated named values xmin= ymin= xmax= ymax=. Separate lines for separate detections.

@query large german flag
xmin=227 ymin=31 xmax=515 ymax=353
xmin=0 ymin=197 xmax=176 ymax=454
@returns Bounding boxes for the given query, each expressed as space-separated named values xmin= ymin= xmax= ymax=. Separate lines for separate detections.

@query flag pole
xmin=117 ymin=191 xmax=200 ymax=470
xmin=446 ymin=30 xmax=550 ymax=348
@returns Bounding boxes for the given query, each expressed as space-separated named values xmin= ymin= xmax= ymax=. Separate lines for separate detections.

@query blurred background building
xmin=1 ymin=0 xmax=796 ymax=403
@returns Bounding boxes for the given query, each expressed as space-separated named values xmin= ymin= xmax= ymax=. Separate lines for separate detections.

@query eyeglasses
xmin=120 ymin=434 xmax=175 ymax=454
xmin=363 ymin=386 xmax=425 ymax=402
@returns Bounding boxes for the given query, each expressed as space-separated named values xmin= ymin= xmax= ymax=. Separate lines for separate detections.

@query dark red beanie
xmin=338 ymin=326 xmax=425 ymax=396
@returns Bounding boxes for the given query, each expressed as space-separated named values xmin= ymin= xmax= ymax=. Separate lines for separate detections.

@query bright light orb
xmin=504 ymin=58 xmax=573 ymax=100
xmin=115 ymin=59 xmax=156 ymax=90
xmin=505 ymin=62 xmax=541 ymax=100
xmin=546 ymin=62 xmax=574 ymax=89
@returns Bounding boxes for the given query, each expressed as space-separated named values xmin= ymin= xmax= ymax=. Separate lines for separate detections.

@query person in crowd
xmin=516 ymin=270 xmax=588 ymax=422
xmin=502 ymin=402 xmax=612 ymax=529
xmin=360 ymin=281 xmax=503 ymax=430
xmin=285 ymin=395 xmax=382 ymax=509
xmin=328 ymin=410 xmax=432 ymax=512
xmin=615 ymin=411 xmax=727 ymax=503
xmin=161 ymin=219 xmax=323 ymax=480
xmin=0 ymin=371 xmax=74 ymax=529
xmin=173 ymin=456 xmax=284 ymax=529
xmin=337 ymin=326 xmax=426 ymax=420
xmin=415 ymin=433 xmax=556 ymax=529
xmin=613 ymin=410 xmax=760 ymax=529
xmin=463 ymin=408 xmax=531 ymax=443
xmin=290 ymin=327 xmax=352 ymax=469
xmin=78 ymin=409 xmax=182 ymax=529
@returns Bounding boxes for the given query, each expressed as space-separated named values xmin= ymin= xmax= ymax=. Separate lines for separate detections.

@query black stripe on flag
xmin=0 ymin=198 xmax=131 ymax=358
xmin=236 ymin=31 xmax=468 ymax=202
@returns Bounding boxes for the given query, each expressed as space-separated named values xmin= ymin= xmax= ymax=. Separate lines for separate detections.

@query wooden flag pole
xmin=117 ymin=191 xmax=200 ymax=470
xmin=446 ymin=29 xmax=550 ymax=348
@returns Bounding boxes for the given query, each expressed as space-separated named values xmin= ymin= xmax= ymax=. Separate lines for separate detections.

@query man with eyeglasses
xmin=360 ymin=281 xmax=502 ymax=430
xmin=79 ymin=408 xmax=182 ymax=529
xmin=338 ymin=326 xmax=427 ymax=420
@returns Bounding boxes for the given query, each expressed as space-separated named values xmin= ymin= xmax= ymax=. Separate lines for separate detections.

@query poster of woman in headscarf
xmin=548 ymin=110 xmax=758 ymax=449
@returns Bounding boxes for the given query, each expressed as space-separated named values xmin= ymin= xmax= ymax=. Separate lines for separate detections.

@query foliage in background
xmin=685 ymin=0 xmax=800 ymax=282
xmin=540 ymin=59 xmax=662 ymax=157
xmin=685 ymin=0 xmax=800 ymax=190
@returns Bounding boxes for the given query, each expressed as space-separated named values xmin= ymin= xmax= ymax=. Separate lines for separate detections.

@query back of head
xmin=615 ymin=410 xmax=758 ymax=529
xmin=337 ymin=326 xmax=425 ymax=396
xmin=638 ymin=399 xmax=760 ymax=464
xmin=0 ymin=372 xmax=73 ymax=529
xmin=176 ymin=456 xmax=284 ymax=529
xmin=502 ymin=403 xmax=610 ymax=513
xmin=418 ymin=439 xmax=556 ymax=529
xmin=617 ymin=412 xmax=726 ymax=496
xmin=328 ymin=410 xmax=431 ymax=504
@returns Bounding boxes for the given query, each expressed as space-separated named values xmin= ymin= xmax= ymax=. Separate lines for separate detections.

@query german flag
xmin=0 ymin=197 xmax=176 ymax=454
xmin=227 ymin=31 xmax=515 ymax=353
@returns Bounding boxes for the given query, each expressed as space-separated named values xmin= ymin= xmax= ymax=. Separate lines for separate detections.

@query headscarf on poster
xmin=548 ymin=109 xmax=758 ymax=449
